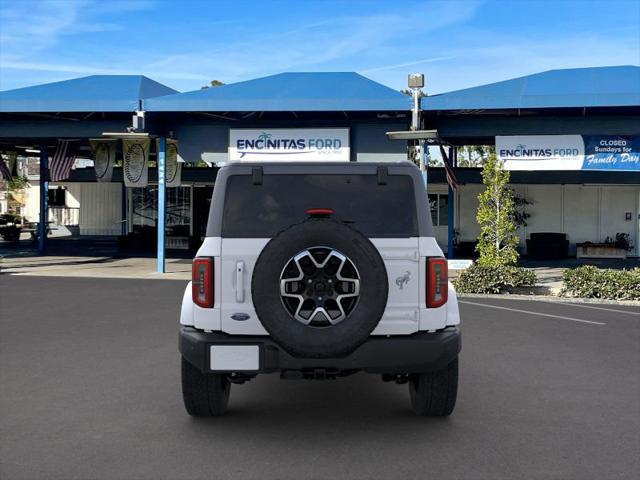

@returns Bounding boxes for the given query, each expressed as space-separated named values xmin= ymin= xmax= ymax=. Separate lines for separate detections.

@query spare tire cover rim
xmin=279 ymin=246 xmax=360 ymax=327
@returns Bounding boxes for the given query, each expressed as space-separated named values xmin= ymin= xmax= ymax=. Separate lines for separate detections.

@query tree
xmin=475 ymin=153 xmax=519 ymax=266
xmin=400 ymin=88 xmax=426 ymax=98
xmin=406 ymin=142 xmax=438 ymax=168
xmin=201 ymin=79 xmax=225 ymax=89
xmin=457 ymin=145 xmax=495 ymax=167
xmin=5 ymin=175 xmax=29 ymax=215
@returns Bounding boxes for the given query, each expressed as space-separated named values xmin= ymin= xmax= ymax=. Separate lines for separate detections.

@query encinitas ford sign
xmin=229 ymin=128 xmax=350 ymax=161
xmin=497 ymin=135 xmax=585 ymax=170
xmin=497 ymin=135 xmax=640 ymax=171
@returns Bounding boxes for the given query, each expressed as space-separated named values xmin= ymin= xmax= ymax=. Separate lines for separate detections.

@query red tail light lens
xmin=427 ymin=257 xmax=448 ymax=308
xmin=306 ymin=208 xmax=335 ymax=217
xmin=192 ymin=257 xmax=214 ymax=308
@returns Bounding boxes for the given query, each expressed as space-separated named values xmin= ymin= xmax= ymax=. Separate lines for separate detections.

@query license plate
xmin=210 ymin=345 xmax=259 ymax=371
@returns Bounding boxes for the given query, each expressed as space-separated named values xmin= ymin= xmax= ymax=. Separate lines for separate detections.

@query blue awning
xmin=422 ymin=66 xmax=640 ymax=111
xmin=0 ymin=75 xmax=178 ymax=113
xmin=145 ymin=72 xmax=411 ymax=112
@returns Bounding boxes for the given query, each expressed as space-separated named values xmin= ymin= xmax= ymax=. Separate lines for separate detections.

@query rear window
xmin=221 ymin=174 xmax=418 ymax=237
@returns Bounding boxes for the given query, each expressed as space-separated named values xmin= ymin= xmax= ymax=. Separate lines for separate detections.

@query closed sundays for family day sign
xmin=229 ymin=128 xmax=350 ymax=161
xmin=497 ymin=135 xmax=640 ymax=171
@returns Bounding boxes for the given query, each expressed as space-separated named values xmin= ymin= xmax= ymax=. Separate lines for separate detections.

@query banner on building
xmin=496 ymin=135 xmax=585 ymax=170
xmin=156 ymin=138 xmax=181 ymax=187
xmin=229 ymin=128 xmax=350 ymax=161
xmin=582 ymin=136 xmax=640 ymax=171
xmin=90 ymin=139 xmax=116 ymax=182
xmin=123 ymin=138 xmax=150 ymax=187
xmin=497 ymin=135 xmax=640 ymax=171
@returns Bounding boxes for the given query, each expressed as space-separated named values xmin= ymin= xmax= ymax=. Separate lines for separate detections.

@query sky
xmin=0 ymin=0 xmax=639 ymax=94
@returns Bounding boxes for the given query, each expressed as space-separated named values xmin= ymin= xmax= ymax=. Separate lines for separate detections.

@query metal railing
xmin=48 ymin=207 xmax=79 ymax=226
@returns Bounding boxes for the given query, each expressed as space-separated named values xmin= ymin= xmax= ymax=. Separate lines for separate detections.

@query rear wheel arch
xmin=180 ymin=282 xmax=194 ymax=326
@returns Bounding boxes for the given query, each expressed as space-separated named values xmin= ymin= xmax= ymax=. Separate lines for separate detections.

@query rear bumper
xmin=179 ymin=327 xmax=461 ymax=375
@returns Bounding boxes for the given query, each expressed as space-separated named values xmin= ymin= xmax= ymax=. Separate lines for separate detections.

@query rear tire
xmin=181 ymin=357 xmax=230 ymax=417
xmin=409 ymin=357 xmax=458 ymax=416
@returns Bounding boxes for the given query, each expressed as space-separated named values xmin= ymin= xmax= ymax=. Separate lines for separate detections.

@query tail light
xmin=192 ymin=257 xmax=214 ymax=308
xmin=426 ymin=257 xmax=448 ymax=308
xmin=306 ymin=208 xmax=334 ymax=217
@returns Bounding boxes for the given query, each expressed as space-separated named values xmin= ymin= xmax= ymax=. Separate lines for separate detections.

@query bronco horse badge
xmin=395 ymin=271 xmax=411 ymax=290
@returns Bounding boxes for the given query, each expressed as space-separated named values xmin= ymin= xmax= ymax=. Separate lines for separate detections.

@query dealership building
xmin=1 ymin=65 xmax=639 ymax=266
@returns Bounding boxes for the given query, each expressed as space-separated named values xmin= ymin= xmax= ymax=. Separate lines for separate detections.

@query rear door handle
xmin=236 ymin=261 xmax=245 ymax=302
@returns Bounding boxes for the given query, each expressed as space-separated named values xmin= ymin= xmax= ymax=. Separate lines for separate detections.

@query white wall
xmin=20 ymin=182 xmax=122 ymax=234
xmin=523 ymin=186 xmax=563 ymax=234
xmin=78 ymin=182 xmax=122 ymax=235
xmin=23 ymin=182 xmax=40 ymax=222
xmin=19 ymin=183 xmax=83 ymax=223
xmin=562 ymin=186 xmax=599 ymax=252
xmin=599 ymin=187 xmax=639 ymax=254
xmin=454 ymin=183 xmax=640 ymax=257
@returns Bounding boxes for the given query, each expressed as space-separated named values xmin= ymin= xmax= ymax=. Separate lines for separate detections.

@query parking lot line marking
xmin=459 ymin=300 xmax=606 ymax=325
xmin=539 ymin=301 xmax=640 ymax=316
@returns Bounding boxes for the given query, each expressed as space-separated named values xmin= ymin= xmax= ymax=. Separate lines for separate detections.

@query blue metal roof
xmin=422 ymin=66 xmax=640 ymax=111
xmin=0 ymin=75 xmax=178 ymax=113
xmin=145 ymin=72 xmax=411 ymax=112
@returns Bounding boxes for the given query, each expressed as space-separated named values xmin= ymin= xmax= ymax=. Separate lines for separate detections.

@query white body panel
xmin=185 ymin=235 xmax=460 ymax=335
xmin=219 ymin=238 xmax=269 ymax=335
xmin=370 ymin=237 xmax=421 ymax=335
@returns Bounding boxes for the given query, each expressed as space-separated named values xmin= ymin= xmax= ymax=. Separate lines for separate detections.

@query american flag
xmin=439 ymin=145 xmax=458 ymax=190
xmin=49 ymin=140 xmax=78 ymax=182
xmin=0 ymin=156 xmax=12 ymax=181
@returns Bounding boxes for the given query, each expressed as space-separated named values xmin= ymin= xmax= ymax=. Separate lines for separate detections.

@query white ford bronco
xmin=179 ymin=162 xmax=461 ymax=416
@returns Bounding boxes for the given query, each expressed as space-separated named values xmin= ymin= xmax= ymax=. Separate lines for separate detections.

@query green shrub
xmin=0 ymin=213 xmax=21 ymax=225
xmin=561 ymin=266 xmax=640 ymax=300
xmin=454 ymin=264 xmax=536 ymax=294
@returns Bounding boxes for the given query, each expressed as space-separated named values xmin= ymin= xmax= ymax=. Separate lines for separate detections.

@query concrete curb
xmin=458 ymin=293 xmax=640 ymax=307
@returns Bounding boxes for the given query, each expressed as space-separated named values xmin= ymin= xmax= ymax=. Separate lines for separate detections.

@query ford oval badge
xmin=231 ymin=313 xmax=250 ymax=321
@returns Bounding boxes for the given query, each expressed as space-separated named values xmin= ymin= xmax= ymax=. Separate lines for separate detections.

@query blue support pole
xmin=447 ymin=146 xmax=456 ymax=259
xmin=38 ymin=145 xmax=48 ymax=254
xmin=157 ymin=137 xmax=166 ymax=273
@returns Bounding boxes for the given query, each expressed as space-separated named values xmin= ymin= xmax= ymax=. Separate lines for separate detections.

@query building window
xmin=48 ymin=188 xmax=66 ymax=207
xmin=131 ymin=187 xmax=157 ymax=228
xmin=428 ymin=193 xmax=449 ymax=227
xmin=166 ymin=187 xmax=191 ymax=247
xmin=130 ymin=186 xmax=192 ymax=249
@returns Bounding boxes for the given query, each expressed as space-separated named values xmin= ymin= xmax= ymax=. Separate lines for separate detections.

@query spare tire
xmin=251 ymin=219 xmax=388 ymax=358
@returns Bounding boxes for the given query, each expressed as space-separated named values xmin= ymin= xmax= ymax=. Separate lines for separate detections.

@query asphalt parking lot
xmin=1 ymin=276 xmax=638 ymax=480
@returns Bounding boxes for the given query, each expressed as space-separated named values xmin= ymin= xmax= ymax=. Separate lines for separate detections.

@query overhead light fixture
xmin=101 ymin=132 xmax=151 ymax=139
xmin=25 ymin=148 xmax=41 ymax=153
xmin=386 ymin=129 xmax=440 ymax=141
